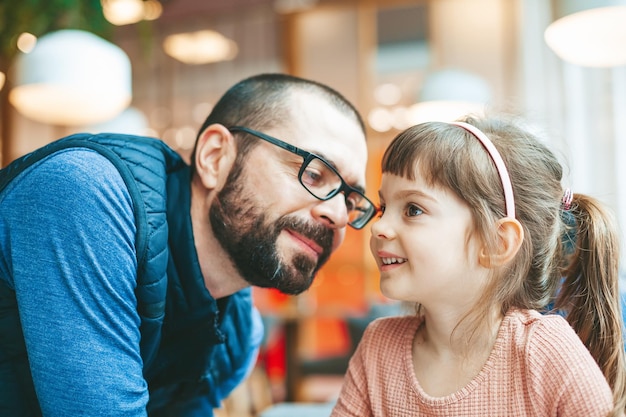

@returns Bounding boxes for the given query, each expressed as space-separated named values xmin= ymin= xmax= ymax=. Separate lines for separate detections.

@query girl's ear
xmin=479 ymin=218 xmax=524 ymax=267
xmin=194 ymin=124 xmax=237 ymax=190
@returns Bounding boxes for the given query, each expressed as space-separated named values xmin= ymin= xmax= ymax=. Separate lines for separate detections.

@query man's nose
xmin=311 ymin=193 xmax=349 ymax=229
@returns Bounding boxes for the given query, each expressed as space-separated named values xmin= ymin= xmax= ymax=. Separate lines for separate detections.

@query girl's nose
xmin=370 ymin=212 xmax=393 ymax=240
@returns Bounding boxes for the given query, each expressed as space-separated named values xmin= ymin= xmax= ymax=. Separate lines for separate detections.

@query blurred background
xmin=1 ymin=0 xmax=626 ymax=414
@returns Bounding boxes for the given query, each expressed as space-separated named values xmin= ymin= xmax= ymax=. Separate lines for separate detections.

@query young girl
xmin=331 ymin=115 xmax=626 ymax=416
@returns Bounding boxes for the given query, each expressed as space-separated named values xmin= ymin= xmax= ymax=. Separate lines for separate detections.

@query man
xmin=0 ymin=73 xmax=375 ymax=416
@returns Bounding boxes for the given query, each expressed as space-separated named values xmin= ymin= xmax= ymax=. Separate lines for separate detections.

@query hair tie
xmin=561 ymin=188 xmax=573 ymax=211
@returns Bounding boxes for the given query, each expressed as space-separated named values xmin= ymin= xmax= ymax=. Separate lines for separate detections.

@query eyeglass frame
xmin=228 ymin=125 xmax=376 ymax=229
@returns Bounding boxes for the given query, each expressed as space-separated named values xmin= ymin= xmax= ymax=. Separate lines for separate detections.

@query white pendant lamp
xmin=406 ymin=69 xmax=491 ymax=124
xmin=9 ymin=29 xmax=132 ymax=126
xmin=544 ymin=0 xmax=626 ymax=67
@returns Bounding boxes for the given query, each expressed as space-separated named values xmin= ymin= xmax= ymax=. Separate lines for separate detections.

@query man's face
xmin=209 ymin=171 xmax=334 ymax=295
xmin=210 ymin=91 xmax=368 ymax=295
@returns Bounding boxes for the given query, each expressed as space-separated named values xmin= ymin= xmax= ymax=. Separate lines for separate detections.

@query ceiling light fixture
xmin=163 ymin=30 xmax=238 ymax=65
xmin=101 ymin=0 xmax=162 ymax=26
xmin=9 ymin=30 xmax=132 ymax=126
xmin=16 ymin=32 xmax=37 ymax=53
xmin=406 ymin=69 xmax=491 ymax=124
xmin=544 ymin=1 xmax=626 ymax=67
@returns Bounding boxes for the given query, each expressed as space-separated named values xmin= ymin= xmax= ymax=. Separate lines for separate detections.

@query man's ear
xmin=479 ymin=218 xmax=524 ymax=268
xmin=194 ymin=124 xmax=236 ymax=191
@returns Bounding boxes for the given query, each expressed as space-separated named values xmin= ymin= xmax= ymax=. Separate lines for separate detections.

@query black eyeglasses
xmin=228 ymin=126 xmax=376 ymax=229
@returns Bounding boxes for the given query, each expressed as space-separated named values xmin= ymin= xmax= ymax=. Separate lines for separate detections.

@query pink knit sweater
xmin=331 ymin=309 xmax=614 ymax=416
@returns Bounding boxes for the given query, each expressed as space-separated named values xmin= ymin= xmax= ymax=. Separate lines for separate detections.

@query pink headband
xmin=450 ymin=121 xmax=516 ymax=219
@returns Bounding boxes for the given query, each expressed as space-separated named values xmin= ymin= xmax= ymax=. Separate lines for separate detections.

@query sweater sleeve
xmin=0 ymin=149 xmax=148 ymax=416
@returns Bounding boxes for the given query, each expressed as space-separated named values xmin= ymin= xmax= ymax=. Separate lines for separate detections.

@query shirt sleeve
xmin=0 ymin=149 xmax=148 ymax=416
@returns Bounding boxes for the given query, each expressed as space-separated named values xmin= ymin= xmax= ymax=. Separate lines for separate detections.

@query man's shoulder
xmin=1 ymin=147 xmax=124 ymax=199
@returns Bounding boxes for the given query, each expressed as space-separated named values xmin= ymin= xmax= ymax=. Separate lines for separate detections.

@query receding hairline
xmin=191 ymin=73 xmax=365 ymax=171
xmin=283 ymin=82 xmax=365 ymax=133
xmin=278 ymin=86 xmax=365 ymax=131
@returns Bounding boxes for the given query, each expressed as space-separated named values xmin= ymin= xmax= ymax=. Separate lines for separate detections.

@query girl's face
xmin=370 ymin=169 xmax=488 ymax=311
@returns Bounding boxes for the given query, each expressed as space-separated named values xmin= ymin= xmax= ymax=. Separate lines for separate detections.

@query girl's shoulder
xmin=506 ymin=308 xmax=573 ymax=335
xmin=504 ymin=308 xmax=599 ymax=369
xmin=503 ymin=309 xmax=613 ymax=410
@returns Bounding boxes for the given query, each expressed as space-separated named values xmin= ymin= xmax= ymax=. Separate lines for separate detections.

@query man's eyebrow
xmin=311 ymin=150 xmax=366 ymax=194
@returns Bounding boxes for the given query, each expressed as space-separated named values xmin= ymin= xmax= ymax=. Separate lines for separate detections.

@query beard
xmin=209 ymin=171 xmax=334 ymax=295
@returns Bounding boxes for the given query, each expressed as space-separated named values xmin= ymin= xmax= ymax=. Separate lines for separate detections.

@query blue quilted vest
xmin=0 ymin=133 xmax=258 ymax=415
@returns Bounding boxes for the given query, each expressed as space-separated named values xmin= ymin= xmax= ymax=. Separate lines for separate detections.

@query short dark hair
xmin=190 ymin=73 xmax=365 ymax=169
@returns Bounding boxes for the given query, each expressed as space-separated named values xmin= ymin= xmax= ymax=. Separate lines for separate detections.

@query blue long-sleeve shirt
xmin=0 ymin=140 xmax=263 ymax=416
xmin=1 ymin=149 xmax=148 ymax=415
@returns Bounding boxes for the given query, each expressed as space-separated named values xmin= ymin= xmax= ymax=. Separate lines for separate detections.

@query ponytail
xmin=556 ymin=193 xmax=626 ymax=414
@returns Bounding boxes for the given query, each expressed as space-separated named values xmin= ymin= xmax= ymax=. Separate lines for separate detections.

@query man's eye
xmin=345 ymin=198 xmax=356 ymax=211
xmin=301 ymin=168 xmax=322 ymax=186
xmin=406 ymin=204 xmax=423 ymax=217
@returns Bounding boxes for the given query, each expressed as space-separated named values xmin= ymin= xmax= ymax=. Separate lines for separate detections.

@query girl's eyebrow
xmin=378 ymin=188 xmax=438 ymax=203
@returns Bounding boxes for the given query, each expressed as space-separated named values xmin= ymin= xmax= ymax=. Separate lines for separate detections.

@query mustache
xmin=275 ymin=215 xmax=334 ymax=258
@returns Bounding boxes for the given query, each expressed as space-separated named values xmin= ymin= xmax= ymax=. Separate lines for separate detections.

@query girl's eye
xmin=406 ymin=204 xmax=423 ymax=217
xmin=376 ymin=204 xmax=385 ymax=217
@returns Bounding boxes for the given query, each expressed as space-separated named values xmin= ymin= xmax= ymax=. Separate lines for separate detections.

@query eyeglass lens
xmin=228 ymin=126 xmax=375 ymax=229
xmin=300 ymin=156 xmax=374 ymax=227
